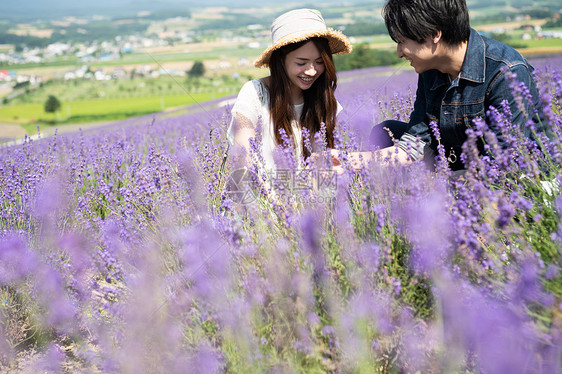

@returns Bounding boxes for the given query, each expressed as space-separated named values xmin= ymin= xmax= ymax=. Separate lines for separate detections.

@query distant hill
xmin=2 ymin=0 xmax=560 ymax=22
xmin=2 ymin=0 xmax=385 ymax=21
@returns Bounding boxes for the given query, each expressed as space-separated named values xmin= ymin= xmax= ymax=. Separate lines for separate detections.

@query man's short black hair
xmin=382 ymin=0 xmax=471 ymax=45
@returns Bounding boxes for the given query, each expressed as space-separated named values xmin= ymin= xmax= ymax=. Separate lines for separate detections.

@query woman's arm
xmin=231 ymin=113 xmax=257 ymax=162
xmin=228 ymin=80 xmax=264 ymax=163
xmin=314 ymin=147 xmax=412 ymax=174
xmin=336 ymin=147 xmax=412 ymax=170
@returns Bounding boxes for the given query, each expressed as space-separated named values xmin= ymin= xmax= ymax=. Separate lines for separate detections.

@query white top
xmin=227 ymin=79 xmax=341 ymax=170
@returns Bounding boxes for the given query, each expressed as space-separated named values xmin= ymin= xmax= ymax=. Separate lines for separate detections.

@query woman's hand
xmin=329 ymin=149 xmax=344 ymax=174
xmin=330 ymin=148 xmax=340 ymax=166
xmin=309 ymin=149 xmax=341 ymax=169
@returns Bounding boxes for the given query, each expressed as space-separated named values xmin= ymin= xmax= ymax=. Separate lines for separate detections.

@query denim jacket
xmin=398 ymin=28 xmax=544 ymax=169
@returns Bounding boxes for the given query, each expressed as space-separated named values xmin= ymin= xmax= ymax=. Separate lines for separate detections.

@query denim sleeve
xmin=486 ymin=63 xmax=544 ymax=141
xmin=398 ymin=74 xmax=432 ymax=161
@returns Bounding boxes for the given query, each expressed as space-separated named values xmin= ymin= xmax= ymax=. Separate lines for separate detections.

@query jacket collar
xmin=430 ymin=28 xmax=485 ymax=90
xmin=459 ymin=28 xmax=486 ymax=83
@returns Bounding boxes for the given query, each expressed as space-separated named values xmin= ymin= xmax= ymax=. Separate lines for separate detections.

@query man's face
xmin=396 ymin=35 xmax=436 ymax=74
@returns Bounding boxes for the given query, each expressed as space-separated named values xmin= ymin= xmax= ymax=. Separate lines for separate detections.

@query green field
xmin=0 ymin=73 xmax=248 ymax=130
xmin=0 ymin=92 xmax=229 ymax=127
xmin=9 ymin=75 xmax=243 ymax=103
xmin=508 ymin=29 xmax=562 ymax=47
xmin=524 ymin=37 xmax=562 ymax=48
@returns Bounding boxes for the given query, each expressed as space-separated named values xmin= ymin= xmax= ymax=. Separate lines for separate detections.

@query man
xmin=368 ymin=0 xmax=545 ymax=170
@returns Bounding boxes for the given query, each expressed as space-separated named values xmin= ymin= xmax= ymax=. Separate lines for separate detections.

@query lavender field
xmin=1 ymin=55 xmax=562 ymax=373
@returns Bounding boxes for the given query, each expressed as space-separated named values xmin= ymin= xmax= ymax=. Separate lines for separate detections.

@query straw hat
xmin=254 ymin=8 xmax=352 ymax=68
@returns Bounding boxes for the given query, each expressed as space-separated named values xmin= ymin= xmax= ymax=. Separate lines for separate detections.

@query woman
xmin=228 ymin=8 xmax=352 ymax=171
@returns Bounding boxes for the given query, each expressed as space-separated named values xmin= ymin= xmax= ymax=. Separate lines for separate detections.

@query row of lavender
xmin=0 ymin=55 xmax=561 ymax=372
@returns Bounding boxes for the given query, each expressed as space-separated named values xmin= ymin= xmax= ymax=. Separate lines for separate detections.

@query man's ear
xmin=432 ymin=30 xmax=442 ymax=44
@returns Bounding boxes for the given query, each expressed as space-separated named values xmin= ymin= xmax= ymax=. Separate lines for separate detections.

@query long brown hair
xmin=267 ymin=37 xmax=338 ymax=157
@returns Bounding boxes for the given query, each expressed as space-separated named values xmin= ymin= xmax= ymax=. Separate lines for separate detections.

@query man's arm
xmin=359 ymin=74 xmax=431 ymax=167
xmin=330 ymin=74 xmax=434 ymax=170
xmin=395 ymin=74 xmax=433 ymax=162
xmin=486 ymin=63 xmax=544 ymax=141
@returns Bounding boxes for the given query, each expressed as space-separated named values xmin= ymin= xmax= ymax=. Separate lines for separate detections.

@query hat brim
xmin=253 ymin=28 xmax=352 ymax=68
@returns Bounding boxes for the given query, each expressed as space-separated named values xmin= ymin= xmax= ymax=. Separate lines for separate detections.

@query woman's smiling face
xmin=284 ymin=40 xmax=325 ymax=103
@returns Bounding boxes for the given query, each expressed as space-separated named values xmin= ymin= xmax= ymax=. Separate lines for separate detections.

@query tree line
xmin=334 ymin=44 xmax=400 ymax=71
